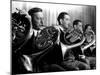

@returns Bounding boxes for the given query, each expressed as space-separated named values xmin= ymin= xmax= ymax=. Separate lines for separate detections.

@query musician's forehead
xmin=64 ymin=15 xmax=70 ymax=19
xmin=33 ymin=12 xmax=44 ymax=18
xmin=78 ymin=22 xmax=82 ymax=26
xmin=87 ymin=26 xmax=91 ymax=28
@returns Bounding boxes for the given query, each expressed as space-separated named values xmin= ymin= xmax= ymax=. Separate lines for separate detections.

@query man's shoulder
xmin=53 ymin=25 xmax=63 ymax=31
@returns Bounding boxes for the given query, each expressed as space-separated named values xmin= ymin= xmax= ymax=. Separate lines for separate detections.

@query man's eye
xmin=40 ymin=18 xmax=43 ymax=20
xmin=66 ymin=19 xmax=68 ymax=20
xmin=36 ymin=17 xmax=39 ymax=20
xmin=66 ymin=18 xmax=69 ymax=20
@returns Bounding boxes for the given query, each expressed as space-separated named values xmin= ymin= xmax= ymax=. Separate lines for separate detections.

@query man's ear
xmin=74 ymin=25 xmax=77 ymax=29
xmin=60 ymin=19 xmax=63 ymax=25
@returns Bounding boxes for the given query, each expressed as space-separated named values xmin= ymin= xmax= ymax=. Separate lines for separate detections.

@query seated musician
xmin=12 ymin=7 xmax=51 ymax=74
xmin=82 ymin=24 xmax=96 ymax=57
xmin=71 ymin=20 xmax=85 ymax=61
xmin=81 ymin=24 xmax=96 ymax=69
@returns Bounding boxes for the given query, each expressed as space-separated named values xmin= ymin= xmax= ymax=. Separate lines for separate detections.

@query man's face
xmin=86 ymin=26 xmax=92 ymax=32
xmin=75 ymin=22 xmax=83 ymax=32
xmin=32 ymin=12 xmax=44 ymax=29
xmin=85 ymin=26 xmax=93 ymax=43
xmin=61 ymin=15 xmax=71 ymax=29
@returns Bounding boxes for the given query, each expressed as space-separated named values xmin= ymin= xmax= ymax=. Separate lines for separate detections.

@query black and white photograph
xmin=12 ymin=0 xmax=96 ymax=74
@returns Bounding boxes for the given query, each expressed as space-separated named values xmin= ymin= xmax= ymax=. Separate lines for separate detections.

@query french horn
xmin=60 ymin=28 xmax=85 ymax=50
xmin=81 ymin=30 xmax=96 ymax=53
xmin=12 ymin=10 xmax=32 ymax=52
xmin=35 ymin=26 xmax=59 ymax=50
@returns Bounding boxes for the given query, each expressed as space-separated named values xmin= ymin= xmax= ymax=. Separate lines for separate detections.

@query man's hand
xmin=79 ymin=55 xmax=86 ymax=59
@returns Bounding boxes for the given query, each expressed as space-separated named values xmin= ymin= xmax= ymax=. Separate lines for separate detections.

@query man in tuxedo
xmin=12 ymin=7 xmax=46 ymax=74
xmin=21 ymin=7 xmax=44 ymax=54
xmin=72 ymin=20 xmax=84 ymax=60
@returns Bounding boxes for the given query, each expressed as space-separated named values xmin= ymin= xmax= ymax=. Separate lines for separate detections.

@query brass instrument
xmin=12 ymin=11 xmax=32 ymax=53
xmin=81 ymin=30 xmax=96 ymax=54
xmin=60 ymin=28 xmax=85 ymax=50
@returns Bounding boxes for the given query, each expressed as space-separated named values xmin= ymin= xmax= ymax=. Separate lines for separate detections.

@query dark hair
xmin=28 ymin=7 xmax=42 ymax=16
xmin=84 ymin=24 xmax=92 ymax=31
xmin=57 ymin=12 xmax=69 ymax=25
xmin=73 ymin=19 xmax=82 ymax=27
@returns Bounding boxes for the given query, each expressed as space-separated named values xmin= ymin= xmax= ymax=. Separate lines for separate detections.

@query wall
xmin=12 ymin=1 xmax=96 ymax=32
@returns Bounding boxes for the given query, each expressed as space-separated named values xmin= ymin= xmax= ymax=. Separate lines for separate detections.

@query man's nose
xmin=68 ymin=21 xmax=71 ymax=26
xmin=40 ymin=20 xmax=43 ymax=26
